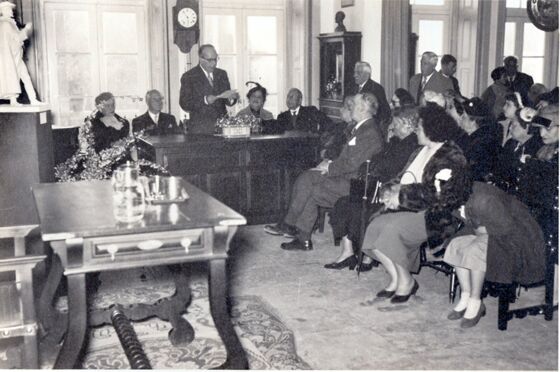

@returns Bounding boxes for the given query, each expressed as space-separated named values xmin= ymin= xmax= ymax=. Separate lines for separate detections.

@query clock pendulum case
xmin=173 ymin=0 xmax=200 ymax=53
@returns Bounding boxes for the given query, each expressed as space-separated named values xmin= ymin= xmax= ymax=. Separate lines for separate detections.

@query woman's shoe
xmin=390 ymin=280 xmax=419 ymax=304
xmin=447 ymin=308 xmax=466 ymax=320
xmin=324 ymin=255 xmax=358 ymax=270
xmin=376 ymin=289 xmax=396 ymax=298
xmin=460 ymin=303 xmax=486 ymax=328
xmin=356 ymin=259 xmax=380 ymax=272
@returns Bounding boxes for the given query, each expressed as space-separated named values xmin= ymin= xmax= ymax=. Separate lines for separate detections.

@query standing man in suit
xmin=263 ymin=93 xmax=384 ymax=251
xmin=179 ymin=44 xmax=239 ymax=134
xmin=440 ymin=54 xmax=464 ymax=98
xmin=348 ymin=62 xmax=391 ymax=133
xmin=132 ymin=90 xmax=181 ymax=135
xmin=409 ymin=51 xmax=454 ymax=104
xmin=503 ymin=55 xmax=534 ymax=106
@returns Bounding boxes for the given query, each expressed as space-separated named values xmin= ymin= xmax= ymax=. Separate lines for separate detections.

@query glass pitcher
xmin=111 ymin=162 xmax=145 ymax=223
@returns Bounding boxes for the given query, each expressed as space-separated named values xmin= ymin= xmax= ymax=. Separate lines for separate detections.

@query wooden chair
xmin=315 ymin=206 xmax=332 ymax=234
xmin=0 ymin=225 xmax=46 ymax=369
xmin=418 ymin=241 xmax=458 ymax=303
xmin=483 ymin=238 xmax=557 ymax=331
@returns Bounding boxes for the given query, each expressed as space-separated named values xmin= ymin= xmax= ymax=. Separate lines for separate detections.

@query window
xmin=504 ymin=5 xmax=550 ymax=84
xmin=202 ymin=7 xmax=285 ymax=116
xmin=44 ymin=1 xmax=149 ymax=127
xmin=410 ymin=0 xmax=451 ymax=73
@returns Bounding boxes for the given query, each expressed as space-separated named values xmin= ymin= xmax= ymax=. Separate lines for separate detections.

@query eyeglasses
xmin=201 ymin=56 xmax=219 ymax=62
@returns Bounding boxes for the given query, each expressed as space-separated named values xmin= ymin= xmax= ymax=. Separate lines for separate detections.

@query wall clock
xmin=173 ymin=0 xmax=200 ymax=53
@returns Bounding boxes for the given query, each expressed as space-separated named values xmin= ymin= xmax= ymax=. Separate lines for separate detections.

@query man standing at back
xmin=409 ymin=51 xmax=454 ymax=104
xmin=179 ymin=44 xmax=239 ymax=134
xmin=503 ymin=55 xmax=534 ymax=106
xmin=440 ymin=54 xmax=463 ymax=98
xmin=348 ymin=62 xmax=391 ymax=133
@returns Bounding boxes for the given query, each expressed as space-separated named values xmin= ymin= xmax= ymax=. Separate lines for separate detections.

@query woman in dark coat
xmin=516 ymin=104 xmax=558 ymax=245
xmin=454 ymin=97 xmax=500 ymax=181
xmin=89 ymin=92 xmax=130 ymax=153
xmin=443 ymin=182 xmax=546 ymax=328
xmin=326 ymin=107 xmax=420 ymax=270
xmin=362 ymin=104 xmax=469 ymax=303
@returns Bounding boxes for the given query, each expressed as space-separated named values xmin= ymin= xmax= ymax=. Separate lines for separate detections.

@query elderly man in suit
xmin=440 ymin=54 xmax=464 ymax=99
xmin=264 ymin=93 xmax=385 ymax=251
xmin=348 ymin=62 xmax=391 ymax=132
xmin=277 ymin=88 xmax=331 ymax=132
xmin=132 ymin=90 xmax=181 ymax=135
xmin=503 ymin=55 xmax=534 ymax=106
xmin=179 ymin=44 xmax=239 ymax=134
xmin=409 ymin=51 xmax=454 ymax=104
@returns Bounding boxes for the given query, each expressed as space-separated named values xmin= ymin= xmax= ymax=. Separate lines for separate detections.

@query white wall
xmin=319 ymin=0 xmax=383 ymax=81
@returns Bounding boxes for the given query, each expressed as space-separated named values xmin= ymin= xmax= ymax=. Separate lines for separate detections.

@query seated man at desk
xmin=264 ymin=93 xmax=384 ymax=251
xmin=277 ymin=88 xmax=331 ymax=132
xmin=132 ymin=89 xmax=181 ymax=135
xmin=277 ymin=88 xmax=346 ymax=159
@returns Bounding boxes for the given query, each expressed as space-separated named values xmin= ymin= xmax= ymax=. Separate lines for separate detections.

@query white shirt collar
xmin=148 ymin=111 xmax=159 ymax=124
xmin=290 ymin=106 xmax=301 ymax=116
xmin=200 ymin=65 xmax=213 ymax=78
xmin=423 ymin=71 xmax=435 ymax=81
xmin=359 ymin=80 xmax=368 ymax=91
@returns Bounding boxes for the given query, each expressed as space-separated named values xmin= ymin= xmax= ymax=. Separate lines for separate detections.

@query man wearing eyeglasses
xmin=180 ymin=44 xmax=239 ymax=134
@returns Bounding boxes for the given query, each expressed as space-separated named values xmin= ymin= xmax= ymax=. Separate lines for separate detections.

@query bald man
xmin=409 ymin=51 xmax=454 ymax=104
xmin=277 ymin=88 xmax=332 ymax=132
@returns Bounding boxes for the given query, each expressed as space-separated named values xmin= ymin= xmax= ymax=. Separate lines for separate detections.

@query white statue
xmin=0 ymin=1 xmax=42 ymax=105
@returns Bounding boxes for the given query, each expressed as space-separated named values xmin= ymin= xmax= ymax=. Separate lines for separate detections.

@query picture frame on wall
xmin=341 ymin=0 xmax=354 ymax=7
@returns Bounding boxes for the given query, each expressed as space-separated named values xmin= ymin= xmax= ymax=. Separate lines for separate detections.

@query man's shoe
xmin=264 ymin=223 xmax=296 ymax=238
xmin=460 ymin=303 xmax=486 ymax=328
xmin=281 ymin=239 xmax=313 ymax=251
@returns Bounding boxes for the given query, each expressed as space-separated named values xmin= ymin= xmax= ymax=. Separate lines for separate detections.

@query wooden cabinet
xmin=0 ymin=107 xmax=54 ymax=226
xmin=141 ymin=133 xmax=320 ymax=224
xmin=317 ymin=32 xmax=362 ymax=121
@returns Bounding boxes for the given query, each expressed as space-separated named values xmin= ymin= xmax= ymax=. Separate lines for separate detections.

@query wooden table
xmin=32 ymin=179 xmax=248 ymax=369
xmin=140 ymin=132 xmax=320 ymax=224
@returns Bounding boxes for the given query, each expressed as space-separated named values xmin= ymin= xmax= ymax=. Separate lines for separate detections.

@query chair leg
xmin=544 ymin=250 xmax=556 ymax=321
xmin=497 ymin=291 xmax=510 ymax=331
xmin=449 ymin=269 xmax=457 ymax=304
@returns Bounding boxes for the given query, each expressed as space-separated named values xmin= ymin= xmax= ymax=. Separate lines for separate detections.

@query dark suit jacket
xmin=179 ymin=65 xmax=235 ymax=134
xmin=455 ymin=124 xmax=501 ymax=182
xmin=409 ymin=71 xmax=454 ymax=104
xmin=348 ymin=79 xmax=391 ymax=132
xmin=132 ymin=111 xmax=181 ymax=136
xmin=507 ymin=72 xmax=534 ymax=106
xmin=277 ymin=105 xmax=330 ymax=133
xmin=328 ymin=117 xmax=384 ymax=181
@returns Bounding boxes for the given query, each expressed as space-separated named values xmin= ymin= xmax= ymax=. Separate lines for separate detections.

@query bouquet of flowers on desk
xmin=216 ymin=114 xmax=260 ymax=137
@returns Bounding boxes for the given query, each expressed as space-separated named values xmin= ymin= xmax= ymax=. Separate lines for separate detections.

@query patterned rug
xmin=44 ymin=268 xmax=310 ymax=369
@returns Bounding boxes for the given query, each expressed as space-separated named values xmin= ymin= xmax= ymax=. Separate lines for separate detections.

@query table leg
xmin=208 ymin=259 xmax=248 ymax=370
xmin=38 ymin=253 xmax=65 ymax=343
xmin=54 ymin=273 xmax=88 ymax=369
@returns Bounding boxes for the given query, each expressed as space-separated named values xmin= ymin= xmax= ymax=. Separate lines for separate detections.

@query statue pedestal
xmin=0 ymin=105 xmax=54 ymax=226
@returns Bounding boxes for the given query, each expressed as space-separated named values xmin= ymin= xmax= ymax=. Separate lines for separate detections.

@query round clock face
xmin=178 ymin=7 xmax=197 ymax=28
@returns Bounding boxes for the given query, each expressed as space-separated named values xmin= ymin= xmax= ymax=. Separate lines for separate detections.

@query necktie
xmin=208 ymin=73 xmax=214 ymax=87
xmin=154 ymin=114 xmax=159 ymax=124
xmin=290 ymin=111 xmax=297 ymax=129
xmin=421 ymin=76 xmax=428 ymax=91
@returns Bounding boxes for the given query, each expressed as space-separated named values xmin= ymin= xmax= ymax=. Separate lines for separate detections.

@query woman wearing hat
xmin=236 ymin=82 xmax=274 ymax=121
xmin=455 ymin=98 xmax=500 ymax=181
xmin=516 ymin=104 xmax=559 ymax=244
xmin=443 ymin=181 xmax=546 ymax=328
